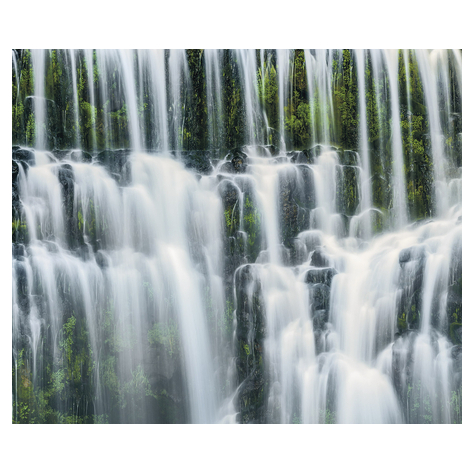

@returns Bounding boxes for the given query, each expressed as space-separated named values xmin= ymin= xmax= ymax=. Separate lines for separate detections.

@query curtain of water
xmin=12 ymin=49 xmax=462 ymax=424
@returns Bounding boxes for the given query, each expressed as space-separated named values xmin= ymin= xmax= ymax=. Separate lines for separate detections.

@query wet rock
xmin=242 ymin=191 xmax=262 ymax=263
xmin=234 ymin=264 xmax=267 ymax=424
xmin=12 ymin=161 xmax=22 ymax=219
xmin=12 ymin=160 xmax=19 ymax=180
xmin=399 ymin=245 xmax=426 ymax=266
xmin=305 ymin=267 xmax=338 ymax=286
xmin=223 ymin=232 xmax=246 ymax=284
xmin=252 ymin=144 xmax=279 ymax=157
xmin=57 ymin=164 xmax=77 ymax=247
xmin=288 ymin=238 xmax=307 ymax=266
xmin=12 ymin=148 xmax=35 ymax=165
xmin=12 ymin=243 xmax=26 ymax=259
xmin=96 ymin=149 xmax=131 ymax=185
xmin=13 ymin=261 xmax=30 ymax=314
xmin=71 ymin=150 xmax=93 ymax=162
xmin=297 ymin=164 xmax=316 ymax=209
xmin=178 ymin=150 xmax=213 ymax=175
xmin=279 ymin=169 xmax=310 ymax=247
xmin=51 ymin=149 xmax=71 ymax=160
xmin=338 ymin=150 xmax=359 ymax=166
xmin=302 ymin=144 xmax=326 ymax=162
xmin=95 ymin=251 xmax=109 ymax=269
xmin=219 ymin=162 xmax=236 ymax=174
xmin=451 ymin=345 xmax=462 ymax=376
xmin=290 ymin=150 xmax=313 ymax=164
xmin=223 ymin=149 xmax=248 ymax=174
xmin=235 ymin=265 xmax=265 ymax=342
xmin=237 ymin=365 xmax=266 ymax=424
xmin=219 ymin=179 xmax=245 ymax=279
xmin=218 ymin=179 xmax=240 ymax=211
xmin=450 ymin=323 xmax=462 ymax=345
xmin=312 ymin=309 xmax=329 ymax=332
xmin=310 ymin=247 xmax=330 ymax=268
xmin=336 ymin=165 xmax=360 ymax=216
xmin=310 ymin=283 xmax=331 ymax=311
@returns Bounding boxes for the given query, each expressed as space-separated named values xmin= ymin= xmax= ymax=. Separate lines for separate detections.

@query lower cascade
xmin=12 ymin=49 xmax=462 ymax=424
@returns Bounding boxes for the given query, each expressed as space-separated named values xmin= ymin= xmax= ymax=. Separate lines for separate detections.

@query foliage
xmin=333 ymin=49 xmax=359 ymax=149
xmin=148 ymin=321 xmax=179 ymax=357
xmin=243 ymin=195 xmax=261 ymax=262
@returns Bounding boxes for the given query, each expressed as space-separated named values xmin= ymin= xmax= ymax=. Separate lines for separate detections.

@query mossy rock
xmin=336 ymin=165 xmax=360 ymax=216
xmin=243 ymin=192 xmax=262 ymax=263
xmin=305 ymin=267 xmax=338 ymax=286
xmin=450 ymin=322 xmax=462 ymax=345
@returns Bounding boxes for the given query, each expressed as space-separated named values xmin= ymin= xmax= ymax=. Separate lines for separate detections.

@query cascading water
xmin=12 ymin=49 xmax=462 ymax=424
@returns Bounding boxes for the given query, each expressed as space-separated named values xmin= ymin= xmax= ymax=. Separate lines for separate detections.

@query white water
xmin=31 ymin=49 xmax=47 ymax=150
xmin=354 ymin=50 xmax=372 ymax=240
xmin=385 ymin=49 xmax=408 ymax=229
xmin=204 ymin=49 xmax=224 ymax=150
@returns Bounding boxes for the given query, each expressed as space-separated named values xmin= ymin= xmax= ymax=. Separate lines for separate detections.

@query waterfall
xmin=30 ymin=49 xmax=47 ymax=150
xmin=204 ymin=49 xmax=224 ymax=151
xmin=12 ymin=49 xmax=462 ymax=424
xmin=385 ymin=49 xmax=408 ymax=229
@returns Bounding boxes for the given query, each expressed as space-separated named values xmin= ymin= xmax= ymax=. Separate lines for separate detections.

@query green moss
xmin=148 ymin=321 xmax=179 ymax=357
xmin=224 ymin=208 xmax=239 ymax=236
xmin=77 ymin=209 xmax=84 ymax=231
xmin=320 ymin=408 xmax=336 ymax=424
xmin=449 ymin=322 xmax=462 ymax=345
xmin=333 ymin=49 xmax=359 ymax=149
xmin=285 ymin=97 xmax=311 ymax=147
xmin=258 ymin=60 xmax=278 ymax=131
xmin=12 ymin=101 xmax=24 ymax=143
xmin=397 ymin=312 xmax=408 ymax=332
xmin=26 ymin=112 xmax=35 ymax=146
xmin=243 ymin=195 xmax=261 ymax=262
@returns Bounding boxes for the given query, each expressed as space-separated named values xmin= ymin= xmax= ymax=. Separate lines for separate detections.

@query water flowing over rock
xmin=12 ymin=49 xmax=462 ymax=424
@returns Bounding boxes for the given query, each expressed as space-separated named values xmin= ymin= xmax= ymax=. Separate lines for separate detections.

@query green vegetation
xmin=333 ymin=50 xmax=359 ymax=150
xmin=148 ymin=322 xmax=179 ymax=357
xmin=257 ymin=60 xmax=278 ymax=132
xmin=243 ymin=195 xmax=261 ymax=262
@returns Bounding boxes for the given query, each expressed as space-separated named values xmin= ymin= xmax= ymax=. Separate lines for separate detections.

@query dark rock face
xmin=302 ymin=144 xmax=327 ymax=162
xmin=12 ymin=161 xmax=21 ymax=216
xmin=338 ymin=150 xmax=359 ymax=166
xmin=12 ymin=148 xmax=36 ymax=165
xmin=447 ymin=240 xmax=462 ymax=344
xmin=221 ymin=149 xmax=248 ymax=174
xmin=218 ymin=180 xmax=240 ymax=217
xmin=96 ymin=150 xmax=131 ymax=185
xmin=399 ymin=245 xmax=426 ymax=266
xmin=278 ymin=168 xmax=310 ymax=248
xmin=310 ymin=247 xmax=330 ymax=268
xmin=235 ymin=265 xmax=267 ymax=423
xmin=57 ymin=164 xmax=77 ymax=248
xmin=305 ymin=267 xmax=338 ymax=286
xmin=336 ymin=165 xmax=360 ymax=216
xmin=218 ymin=179 xmax=246 ymax=285
xmin=70 ymin=150 xmax=93 ymax=162
xmin=177 ymin=150 xmax=214 ymax=175
xmin=397 ymin=245 xmax=430 ymax=332
xmin=309 ymin=283 xmax=331 ymax=332
xmin=397 ymin=245 xmax=426 ymax=332
xmin=297 ymin=164 xmax=316 ymax=209
xmin=12 ymin=150 xmax=30 ymax=244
